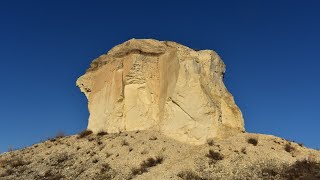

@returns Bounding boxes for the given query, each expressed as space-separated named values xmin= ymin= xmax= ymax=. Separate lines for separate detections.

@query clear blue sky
xmin=0 ymin=0 xmax=319 ymax=153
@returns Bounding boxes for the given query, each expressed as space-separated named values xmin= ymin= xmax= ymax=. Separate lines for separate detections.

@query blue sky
xmin=0 ymin=0 xmax=319 ymax=152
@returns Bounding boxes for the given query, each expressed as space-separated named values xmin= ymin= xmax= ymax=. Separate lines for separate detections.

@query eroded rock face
xmin=77 ymin=39 xmax=244 ymax=144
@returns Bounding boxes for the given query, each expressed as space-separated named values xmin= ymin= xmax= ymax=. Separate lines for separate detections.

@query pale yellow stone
xmin=76 ymin=39 xmax=245 ymax=144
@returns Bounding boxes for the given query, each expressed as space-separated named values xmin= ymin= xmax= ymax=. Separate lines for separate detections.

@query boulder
xmin=77 ymin=39 xmax=244 ymax=144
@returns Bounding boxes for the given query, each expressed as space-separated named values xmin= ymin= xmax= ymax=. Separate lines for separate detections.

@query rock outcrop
xmin=76 ymin=39 xmax=244 ymax=144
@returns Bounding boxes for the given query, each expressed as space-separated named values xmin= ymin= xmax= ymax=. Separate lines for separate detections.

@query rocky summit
xmin=76 ymin=39 xmax=244 ymax=145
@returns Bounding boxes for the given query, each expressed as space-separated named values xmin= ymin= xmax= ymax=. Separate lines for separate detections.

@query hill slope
xmin=0 ymin=131 xmax=319 ymax=179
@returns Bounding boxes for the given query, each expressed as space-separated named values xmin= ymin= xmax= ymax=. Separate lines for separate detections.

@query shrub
xmin=0 ymin=169 xmax=15 ymax=177
xmin=206 ymin=150 xmax=223 ymax=161
xmin=77 ymin=130 xmax=93 ymax=139
xmin=100 ymin=163 xmax=111 ymax=173
xmin=131 ymin=156 xmax=164 ymax=176
xmin=261 ymin=168 xmax=278 ymax=177
xmin=97 ymin=131 xmax=108 ymax=136
xmin=97 ymin=141 xmax=103 ymax=145
xmin=177 ymin=170 xmax=205 ymax=180
xmin=131 ymin=166 xmax=148 ymax=176
xmin=281 ymin=159 xmax=320 ymax=179
xmin=140 ymin=156 xmax=164 ymax=168
xmin=284 ymin=143 xmax=295 ymax=153
xmin=206 ymin=138 xmax=215 ymax=146
xmin=247 ymin=137 xmax=258 ymax=146
xmin=1 ymin=158 xmax=28 ymax=168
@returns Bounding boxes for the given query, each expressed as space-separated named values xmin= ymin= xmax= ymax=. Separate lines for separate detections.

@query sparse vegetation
xmin=284 ymin=143 xmax=295 ymax=153
xmin=206 ymin=150 xmax=223 ymax=164
xmin=0 ymin=169 xmax=14 ymax=177
xmin=177 ymin=170 xmax=205 ymax=180
xmin=206 ymin=138 xmax=215 ymax=146
xmin=100 ymin=163 xmax=111 ymax=173
xmin=97 ymin=141 xmax=103 ymax=145
xmin=97 ymin=131 xmax=108 ymax=136
xmin=55 ymin=153 xmax=69 ymax=164
xmin=247 ymin=137 xmax=258 ymax=146
xmin=77 ymin=129 xmax=93 ymax=139
xmin=0 ymin=157 xmax=28 ymax=168
xmin=96 ymin=163 xmax=114 ymax=180
xmin=0 ymin=157 xmax=30 ymax=177
xmin=261 ymin=168 xmax=278 ymax=177
xmin=131 ymin=156 xmax=164 ymax=176
xmin=281 ymin=159 xmax=320 ymax=179
xmin=42 ymin=170 xmax=64 ymax=180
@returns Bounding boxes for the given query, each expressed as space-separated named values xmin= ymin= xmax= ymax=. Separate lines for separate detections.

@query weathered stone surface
xmin=76 ymin=39 xmax=244 ymax=144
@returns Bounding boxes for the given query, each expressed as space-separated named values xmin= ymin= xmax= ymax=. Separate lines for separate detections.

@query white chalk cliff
xmin=77 ymin=39 xmax=244 ymax=144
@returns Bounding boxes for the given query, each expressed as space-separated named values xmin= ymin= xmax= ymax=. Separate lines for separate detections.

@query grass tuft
xmin=77 ymin=130 xmax=93 ymax=139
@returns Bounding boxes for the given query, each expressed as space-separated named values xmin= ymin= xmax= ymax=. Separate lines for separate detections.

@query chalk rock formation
xmin=77 ymin=39 xmax=244 ymax=144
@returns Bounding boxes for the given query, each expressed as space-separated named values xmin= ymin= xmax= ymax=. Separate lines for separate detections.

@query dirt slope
xmin=0 ymin=131 xmax=319 ymax=180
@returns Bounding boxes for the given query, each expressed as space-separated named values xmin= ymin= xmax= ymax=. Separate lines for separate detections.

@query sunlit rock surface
xmin=77 ymin=39 xmax=244 ymax=144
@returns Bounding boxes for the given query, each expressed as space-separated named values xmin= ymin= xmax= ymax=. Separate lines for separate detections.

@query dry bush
xmin=281 ymin=159 xmax=320 ymax=179
xmin=177 ymin=170 xmax=205 ymax=180
xmin=206 ymin=150 xmax=223 ymax=161
xmin=141 ymin=156 xmax=164 ymax=168
xmin=131 ymin=166 xmax=148 ymax=176
xmin=131 ymin=156 xmax=164 ymax=176
xmin=0 ymin=169 xmax=15 ymax=177
xmin=100 ymin=163 xmax=111 ymax=173
xmin=42 ymin=170 xmax=64 ymax=180
xmin=97 ymin=131 xmax=108 ymax=136
xmin=0 ymin=157 xmax=28 ymax=168
xmin=206 ymin=138 xmax=215 ymax=146
xmin=77 ymin=130 xmax=93 ymax=139
xmin=55 ymin=153 xmax=69 ymax=164
xmin=284 ymin=143 xmax=295 ymax=153
xmin=247 ymin=137 xmax=258 ymax=146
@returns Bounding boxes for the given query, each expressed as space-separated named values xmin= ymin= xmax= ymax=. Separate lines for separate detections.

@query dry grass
xmin=281 ymin=159 xmax=320 ymax=179
xmin=206 ymin=150 xmax=223 ymax=161
xmin=131 ymin=156 xmax=164 ymax=176
xmin=77 ymin=130 xmax=93 ymax=139
xmin=97 ymin=131 xmax=108 ymax=136
xmin=177 ymin=170 xmax=205 ymax=180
